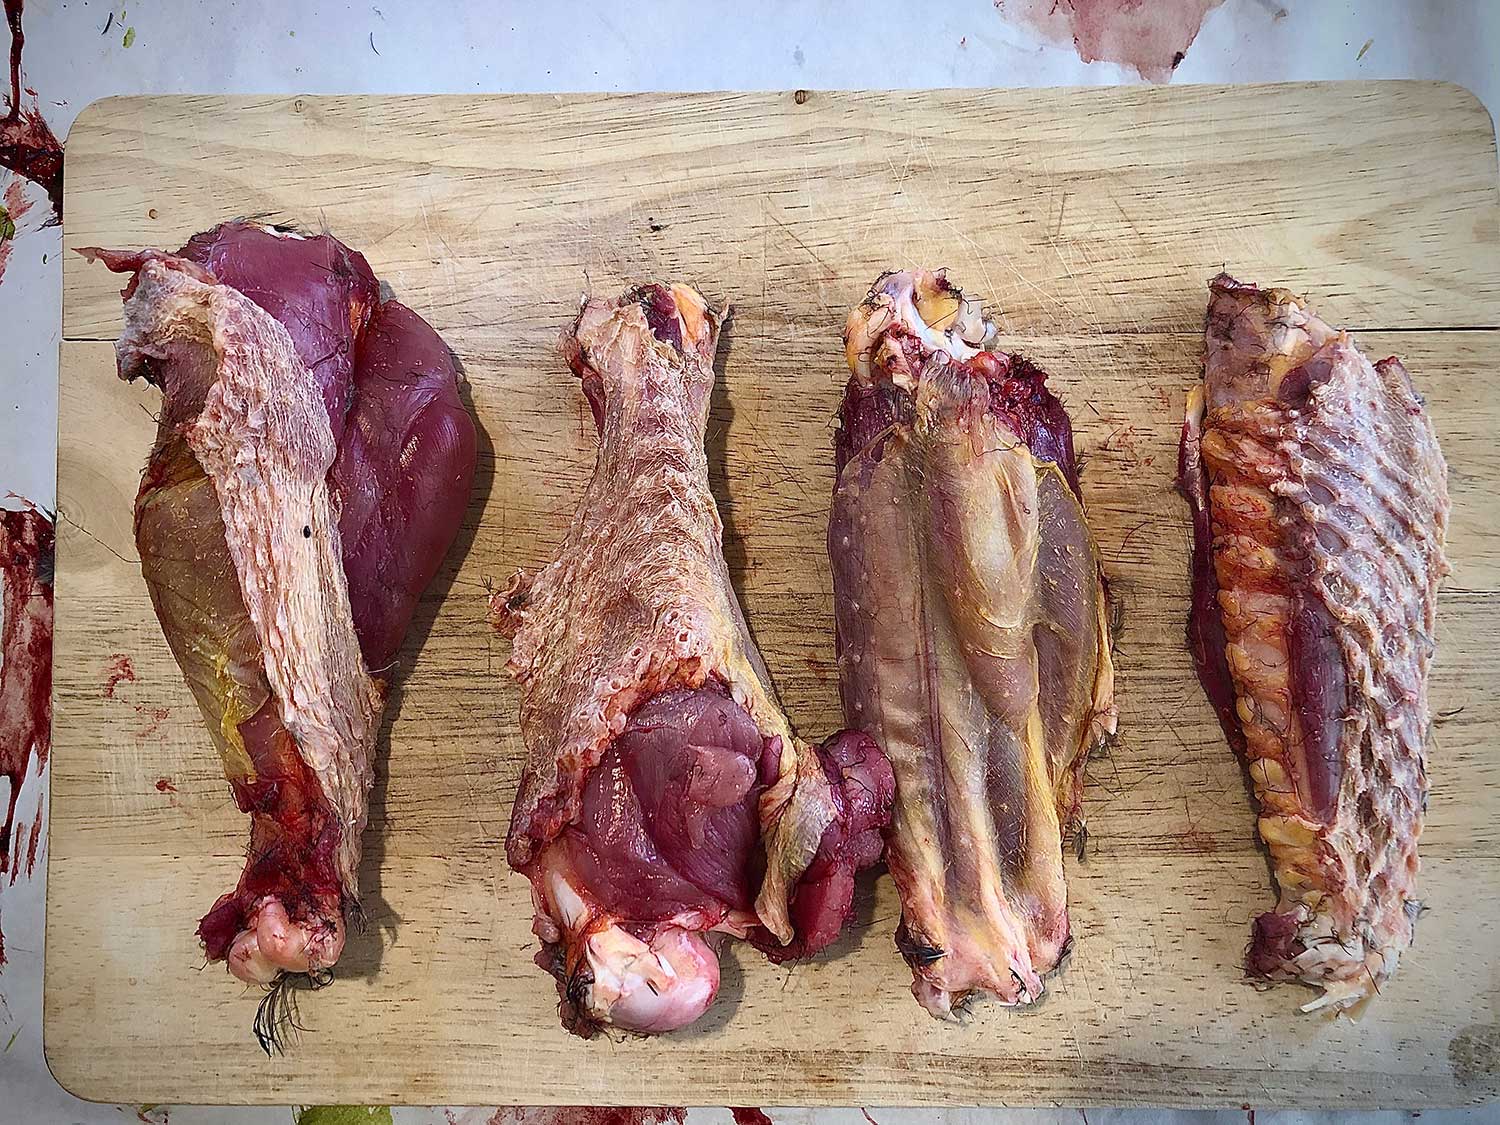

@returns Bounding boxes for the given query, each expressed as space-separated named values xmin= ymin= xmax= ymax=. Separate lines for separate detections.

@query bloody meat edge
xmin=1180 ymin=273 xmax=1449 ymax=1011
xmin=492 ymin=283 xmax=892 ymax=1037
xmin=831 ymin=269 xmax=1116 ymax=1018
xmin=83 ymin=222 xmax=476 ymax=1048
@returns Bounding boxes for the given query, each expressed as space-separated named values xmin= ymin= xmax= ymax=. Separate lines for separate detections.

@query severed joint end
xmin=225 ymin=894 xmax=347 ymax=985
xmin=532 ymin=858 xmax=726 ymax=1036
xmin=1248 ymin=901 xmax=1414 ymax=1013
xmin=579 ymin=926 xmax=721 ymax=1035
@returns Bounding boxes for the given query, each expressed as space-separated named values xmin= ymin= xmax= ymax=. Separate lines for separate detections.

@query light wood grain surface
xmin=47 ymin=84 xmax=1500 ymax=1108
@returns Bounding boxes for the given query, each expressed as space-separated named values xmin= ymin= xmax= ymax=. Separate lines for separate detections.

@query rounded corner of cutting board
xmin=41 ymin=1011 xmax=116 ymax=1107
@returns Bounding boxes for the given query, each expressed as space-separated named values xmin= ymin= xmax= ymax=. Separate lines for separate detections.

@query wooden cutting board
xmin=47 ymin=84 xmax=1500 ymax=1108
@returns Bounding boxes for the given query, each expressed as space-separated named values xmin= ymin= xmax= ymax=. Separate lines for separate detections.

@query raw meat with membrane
xmin=493 ymin=282 xmax=892 ymax=1037
xmin=830 ymin=269 xmax=1116 ymax=1017
xmin=84 ymin=223 xmax=475 ymax=1036
xmin=1180 ymin=273 xmax=1448 ymax=1010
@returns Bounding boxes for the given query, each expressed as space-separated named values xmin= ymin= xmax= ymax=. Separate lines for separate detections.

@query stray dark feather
xmin=253 ymin=967 xmax=333 ymax=1056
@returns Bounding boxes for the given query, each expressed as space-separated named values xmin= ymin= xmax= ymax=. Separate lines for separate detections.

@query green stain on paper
xmin=4 ymin=1028 xmax=19 ymax=1052
xmin=122 ymin=26 xmax=136 ymax=48
xmin=294 ymin=1108 xmax=394 ymax=1125
xmin=0 ymin=204 xmax=14 ymax=243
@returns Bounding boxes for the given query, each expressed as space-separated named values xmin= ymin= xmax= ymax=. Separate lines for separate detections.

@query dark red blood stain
xmin=633 ymin=283 xmax=683 ymax=353
xmin=1 ymin=0 xmax=64 ymax=221
xmin=0 ymin=174 xmax=28 ymax=284
xmin=23 ymin=809 xmax=40 ymax=870
xmin=133 ymin=703 xmax=169 ymax=737
xmin=103 ymin=652 xmax=137 ymax=698
xmin=731 ymin=1110 xmax=774 ymax=1125
xmin=0 ymin=505 xmax=52 ymax=863
xmin=0 ymin=503 xmax=53 ymax=967
xmin=993 ymin=0 xmax=1227 ymax=83
xmin=155 ymin=777 xmax=177 ymax=793
xmin=971 ymin=351 xmax=1083 ymax=496
xmin=195 ymin=697 xmax=344 ymax=961
xmin=485 ymin=1111 xmax=687 ymax=1125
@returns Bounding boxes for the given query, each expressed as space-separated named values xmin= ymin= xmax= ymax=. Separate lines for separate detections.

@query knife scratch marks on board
xmin=1049 ymin=190 xmax=1072 ymax=243
xmin=949 ymin=226 xmax=1004 ymax=329
xmin=1074 ymin=235 xmax=1141 ymax=336
xmin=1052 ymin=241 xmax=1108 ymax=338
xmin=956 ymin=224 xmax=1068 ymax=320
xmin=885 ymin=175 xmax=957 ymax=294
xmin=767 ymin=211 xmax=836 ymax=281
xmin=1109 ymin=193 xmax=1147 ymax=245
xmin=417 ymin=195 xmax=461 ymax=311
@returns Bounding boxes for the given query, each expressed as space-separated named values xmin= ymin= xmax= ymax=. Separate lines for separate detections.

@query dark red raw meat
xmin=84 ymin=222 xmax=475 ymax=1033
xmin=494 ymin=282 xmax=892 ymax=1036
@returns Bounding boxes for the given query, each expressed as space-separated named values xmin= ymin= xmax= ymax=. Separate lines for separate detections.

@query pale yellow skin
xmin=834 ymin=271 xmax=1115 ymax=1017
